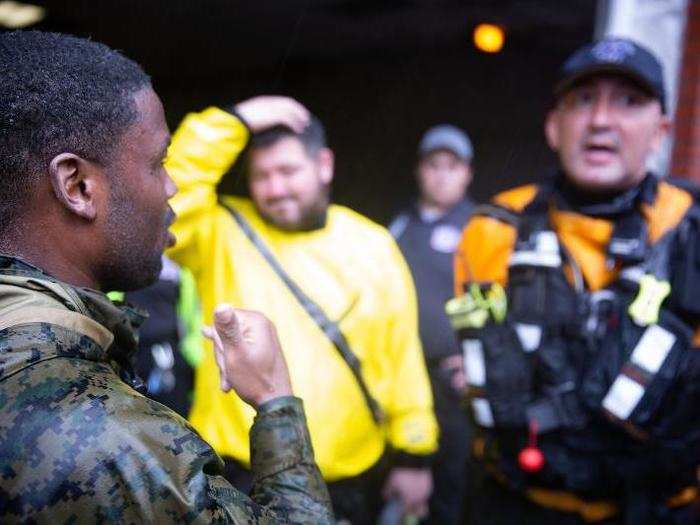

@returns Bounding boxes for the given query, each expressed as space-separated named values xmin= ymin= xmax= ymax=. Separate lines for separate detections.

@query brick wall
xmin=672 ymin=1 xmax=700 ymax=180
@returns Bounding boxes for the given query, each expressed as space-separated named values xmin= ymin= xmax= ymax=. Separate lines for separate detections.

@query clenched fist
xmin=202 ymin=304 xmax=293 ymax=409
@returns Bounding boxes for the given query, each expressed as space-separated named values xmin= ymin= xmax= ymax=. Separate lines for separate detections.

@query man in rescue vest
xmin=451 ymin=38 xmax=699 ymax=524
xmin=167 ymin=99 xmax=438 ymax=523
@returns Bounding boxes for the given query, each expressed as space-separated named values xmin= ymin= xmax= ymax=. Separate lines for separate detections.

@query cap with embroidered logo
xmin=554 ymin=38 xmax=666 ymax=113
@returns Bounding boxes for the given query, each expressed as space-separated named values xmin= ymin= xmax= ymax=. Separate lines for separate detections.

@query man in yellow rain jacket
xmin=166 ymin=96 xmax=438 ymax=523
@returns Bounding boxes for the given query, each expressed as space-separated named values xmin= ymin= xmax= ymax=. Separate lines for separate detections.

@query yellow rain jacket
xmin=166 ymin=107 xmax=438 ymax=481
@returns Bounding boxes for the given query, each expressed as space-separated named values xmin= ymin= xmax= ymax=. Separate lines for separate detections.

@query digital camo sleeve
xmin=247 ymin=396 xmax=334 ymax=524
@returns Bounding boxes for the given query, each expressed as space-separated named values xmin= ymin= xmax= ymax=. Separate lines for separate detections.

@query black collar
xmin=552 ymin=172 xmax=658 ymax=219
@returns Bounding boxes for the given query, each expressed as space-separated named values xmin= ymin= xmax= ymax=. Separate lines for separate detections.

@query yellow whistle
xmin=628 ymin=274 xmax=671 ymax=326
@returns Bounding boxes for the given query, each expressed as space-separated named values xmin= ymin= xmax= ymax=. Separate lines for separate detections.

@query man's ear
xmin=649 ymin=113 xmax=672 ymax=154
xmin=544 ymin=110 xmax=560 ymax=152
xmin=464 ymin=163 xmax=474 ymax=189
xmin=317 ymin=148 xmax=335 ymax=184
xmin=48 ymin=153 xmax=101 ymax=221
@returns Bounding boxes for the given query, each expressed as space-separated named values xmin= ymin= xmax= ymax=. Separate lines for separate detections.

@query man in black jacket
xmin=390 ymin=124 xmax=475 ymax=523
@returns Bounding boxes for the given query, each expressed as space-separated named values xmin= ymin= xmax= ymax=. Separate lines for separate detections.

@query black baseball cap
xmin=554 ymin=38 xmax=666 ymax=113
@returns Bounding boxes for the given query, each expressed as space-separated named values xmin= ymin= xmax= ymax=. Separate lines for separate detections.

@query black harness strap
xmin=472 ymin=203 xmax=521 ymax=227
xmin=219 ymin=199 xmax=385 ymax=424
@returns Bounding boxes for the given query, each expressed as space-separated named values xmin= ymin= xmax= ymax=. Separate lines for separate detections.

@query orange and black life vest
xmin=449 ymin=175 xmax=700 ymax=508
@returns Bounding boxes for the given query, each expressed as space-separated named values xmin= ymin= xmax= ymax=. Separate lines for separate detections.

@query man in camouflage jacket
xmin=0 ymin=257 xmax=332 ymax=523
xmin=0 ymin=31 xmax=332 ymax=523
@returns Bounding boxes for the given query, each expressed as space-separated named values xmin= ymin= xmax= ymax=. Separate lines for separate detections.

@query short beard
xmin=258 ymin=182 xmax=331 ymax=232
xmin=259 ymin=196 xmax=329 ymax=232
xmin=98 ymin=187 xmax=164 ymax=292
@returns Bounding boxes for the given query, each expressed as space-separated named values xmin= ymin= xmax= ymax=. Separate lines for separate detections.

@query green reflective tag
xmin=487 ymin=283 xmax=507 ymax=324
xmin=445 ymin=282 xmax=507 ymax=329
xmin=628 ymin=274 xmax=671 ymax=326
xmin=445 ymin=294 xmax=486 ymax=329
xmin=107 ymin=290 xmax=125 ymax=302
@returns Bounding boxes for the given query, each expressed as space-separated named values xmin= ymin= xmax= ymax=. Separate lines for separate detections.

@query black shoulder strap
xmin=471 ymin=203 xmax=521 ymax=226
xmin=219 ymin=199 xmax=385 ymax=424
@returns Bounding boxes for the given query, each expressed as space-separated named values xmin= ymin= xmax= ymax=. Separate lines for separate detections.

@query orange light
xmin=473 ymin=24 xmax=505 ymax=54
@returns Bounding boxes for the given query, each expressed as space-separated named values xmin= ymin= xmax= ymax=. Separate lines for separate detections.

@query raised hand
xmin=234 ymin=96 xmax=310 ymax=134
xmin=202 ymin=304 xmax=293 ymax=409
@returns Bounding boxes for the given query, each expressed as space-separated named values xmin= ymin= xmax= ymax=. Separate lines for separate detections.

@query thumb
xmin=214 ymin=305 xmax=240 ymax=345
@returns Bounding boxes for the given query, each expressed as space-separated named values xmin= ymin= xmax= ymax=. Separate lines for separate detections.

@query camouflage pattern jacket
xmin=0 ymin=256 xmax=333 ymax=524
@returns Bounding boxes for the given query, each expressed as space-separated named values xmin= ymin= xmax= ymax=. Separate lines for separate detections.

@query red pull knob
xmin=518 ymin=420 xmax=545 ymax=473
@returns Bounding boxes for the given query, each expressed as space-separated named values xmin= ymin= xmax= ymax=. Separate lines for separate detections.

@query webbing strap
xmin=525 ymin=488 xmax=618 ymax=523
xmin=525 ymin=485 xmax=698 ymax=523
xmin=0 ymin=306 xmax=114 ymax=350
xmin=219 ymin=199 xmax=385 ymax=424
xmin=472 ymin=203 xmax=521 ymax=226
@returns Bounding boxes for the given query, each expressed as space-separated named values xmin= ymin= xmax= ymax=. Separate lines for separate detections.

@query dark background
xmin=31 ymin=0 xmax=595 ymax=223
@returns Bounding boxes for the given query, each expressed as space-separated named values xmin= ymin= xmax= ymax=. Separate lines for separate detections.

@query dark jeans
xmin=462 ymin=459 xmax=699 ymax=525
xmin=425 ymin=362 xmax=472 ymax=524
xmin=223 ymin=453 xmax=390 ymax=525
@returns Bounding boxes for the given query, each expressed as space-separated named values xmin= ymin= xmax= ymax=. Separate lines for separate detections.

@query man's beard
xmin=258 ymin=195 xmax=329 ymax=232
xmin=98 ymin=192 xmax=167 ymax=292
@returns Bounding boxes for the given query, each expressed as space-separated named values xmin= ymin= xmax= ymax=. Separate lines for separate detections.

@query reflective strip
xmin=0 ymin=306 xmax=114 ymax=350
xmin=608 ymin=238 xmax=644 ymax=258
xmin=602 ymin=374 xmax=645 ymax=420
xmin=509 ymin=231 xmax=562 ymax=268
xmin=472 ymin=397 xmax=495 ymax=427
xmin=630 ymin=324 xmax=675 ymax=374
xmin=462 ymin=339 xmax=486 ymax=387
xmin=601 ymin=324 xmax=677 ymax=422
xmin=619 ymin=265 xmax=644 ymax=283
xmin=515 ymin=323 xmax=542 ymax=353
xmin=509 ymin=250 xmax=561 ymax=268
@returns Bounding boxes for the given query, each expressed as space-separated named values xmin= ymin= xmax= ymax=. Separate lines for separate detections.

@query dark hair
xmin=0 ymin=31 xmax=151 ymax=229
xmin=248 ymin=114 xmax=327 ymax=156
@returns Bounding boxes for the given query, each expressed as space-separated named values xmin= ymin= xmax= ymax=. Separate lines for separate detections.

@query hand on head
xmin=234 ymin=96 xmax=310 ymax=134
xmin=202 ymin=304 xmax=293 ymax=409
